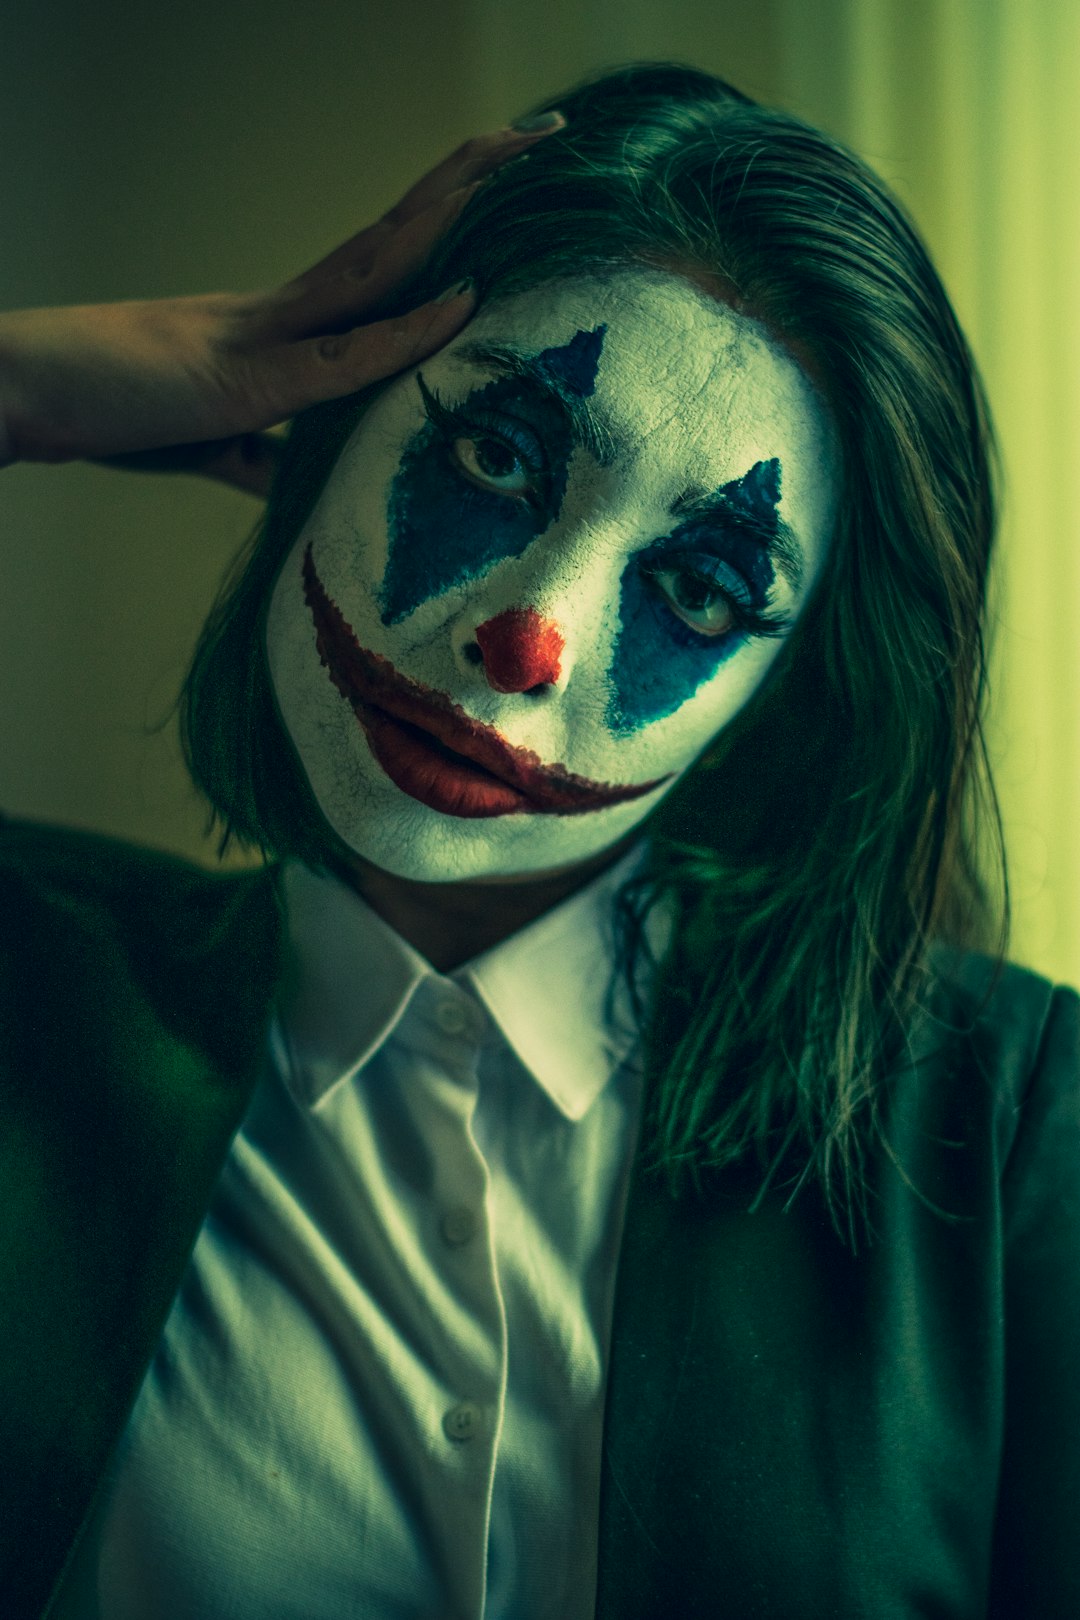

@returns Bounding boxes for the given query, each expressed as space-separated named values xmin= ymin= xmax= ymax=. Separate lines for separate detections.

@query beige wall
xmin=2 ymin=1 xmax=1078 ymax=981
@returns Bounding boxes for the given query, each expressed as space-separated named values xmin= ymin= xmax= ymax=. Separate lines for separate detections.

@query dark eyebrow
xmin=669 ymin=485 xmax=807 ymax=594
xmin=452 ymin=339 xmax=620 ymax=468
xmin=453 ymin=339 xmax=808 ymax=594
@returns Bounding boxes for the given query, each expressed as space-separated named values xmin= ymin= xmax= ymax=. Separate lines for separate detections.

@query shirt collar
xmin=460 ymin=844 xmax=666 ymax=1120
xmin=274 ymin=843 xmax=670 ymax=1119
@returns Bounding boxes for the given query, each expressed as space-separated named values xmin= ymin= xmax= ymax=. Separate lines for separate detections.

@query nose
xmin=473 ymin=607 xmax=565 ymax=694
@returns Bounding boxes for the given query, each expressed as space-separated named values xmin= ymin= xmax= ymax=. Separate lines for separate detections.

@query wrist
xmin=0 ymin=316 xmax=21 ymax=466
xmin=0 ymin=310 xmax=57 ymax=467
xmin=0 ymin=308 xmax=91 ymax=467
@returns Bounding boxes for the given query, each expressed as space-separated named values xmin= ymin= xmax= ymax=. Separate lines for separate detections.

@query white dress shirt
xmin=52 ymin=845 xmax=663 ymax=1620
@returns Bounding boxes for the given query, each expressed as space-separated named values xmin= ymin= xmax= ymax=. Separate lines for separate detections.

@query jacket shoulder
xmin=909 ymin=942 xmax=1080 ymax=1191
xmin=0 ymin=815 xmax=283 ymax=1073
xmin=924 ymin=941 xmax=1077 ymax=1092
xmin=0 ymin=812 xmax=260 ymax=918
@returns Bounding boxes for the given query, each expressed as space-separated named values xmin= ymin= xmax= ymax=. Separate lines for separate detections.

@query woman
xmin=1 ymin=62 xmax=1076 ymax=1619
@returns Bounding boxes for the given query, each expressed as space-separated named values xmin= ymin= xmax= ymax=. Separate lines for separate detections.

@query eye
xmin=416 ymin=374 xmax=549 ymax=508
xmin=646 ymin=564 xmax=740 ymax=637
xmin=451 ymin=432 xmax=535 ymax=499
xmin=641 ymin=553 xmax=794 ymax=643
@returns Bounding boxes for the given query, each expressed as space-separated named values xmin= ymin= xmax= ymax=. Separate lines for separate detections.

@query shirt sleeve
xmin=990 ymin=983 xmax=1080 ymax=1617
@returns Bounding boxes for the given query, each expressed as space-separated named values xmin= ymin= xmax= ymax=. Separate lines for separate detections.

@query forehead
xmin=436 ymin=268 xmax=837 ymax=531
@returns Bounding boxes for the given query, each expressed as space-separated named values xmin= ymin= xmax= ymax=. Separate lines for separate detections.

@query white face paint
xmin=265 ymin=268 xmax=838 ymax=882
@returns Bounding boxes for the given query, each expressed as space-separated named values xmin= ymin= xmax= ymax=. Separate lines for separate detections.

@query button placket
xmin=440 ymin=1204 xmax=478 ymax=1247
xmin=435 ymin=997 xmax=471 ymax=1037
xmin=442 ymin=1401 xmax=481 ymax=1443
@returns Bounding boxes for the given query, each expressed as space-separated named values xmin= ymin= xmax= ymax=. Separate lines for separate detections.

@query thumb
xmin=95 ymin=431 xmax=283 ymax=498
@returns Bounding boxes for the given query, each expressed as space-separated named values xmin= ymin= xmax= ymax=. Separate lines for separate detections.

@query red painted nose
xmin=474 ymin=607 xmax=565 ymax=694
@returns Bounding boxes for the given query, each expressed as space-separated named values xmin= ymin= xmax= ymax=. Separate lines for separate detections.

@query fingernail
xmin=510 ymin=110 xmax=565 ymax=134
xmin=435 ymin=277 xmax=475 ymax=304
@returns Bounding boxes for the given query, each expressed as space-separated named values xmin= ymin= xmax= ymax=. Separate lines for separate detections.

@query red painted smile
xmin=302 ymin=544 xmax=671 ymax=819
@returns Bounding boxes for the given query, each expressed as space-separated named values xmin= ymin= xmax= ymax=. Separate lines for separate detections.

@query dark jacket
xmin=1 ymin=817 xmax=1077 ymax=1619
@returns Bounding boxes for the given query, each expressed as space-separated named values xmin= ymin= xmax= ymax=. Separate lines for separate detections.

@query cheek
xmin=605 ymin=568 xmax=746 ymax=736
xmin=377 ymin=422 xmax=544 ymax=624
xmin=378 ymin=381 xmax=577 ymax=627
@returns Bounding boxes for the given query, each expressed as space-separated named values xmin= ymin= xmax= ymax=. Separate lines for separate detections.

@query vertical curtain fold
xmin=747 ymin=0 xmax=1079 ymax=981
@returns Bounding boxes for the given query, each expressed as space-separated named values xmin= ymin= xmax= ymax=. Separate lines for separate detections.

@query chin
xmin=319 ymin=774 xmax=660 ymax=885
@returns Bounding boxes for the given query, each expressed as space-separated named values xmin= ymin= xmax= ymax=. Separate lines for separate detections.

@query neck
xmin=333 ymin=833 xmax=643 ymax=973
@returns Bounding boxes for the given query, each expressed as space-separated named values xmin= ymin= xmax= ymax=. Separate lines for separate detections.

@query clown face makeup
xmin=266 ymin=269 xmax=838 ymax=882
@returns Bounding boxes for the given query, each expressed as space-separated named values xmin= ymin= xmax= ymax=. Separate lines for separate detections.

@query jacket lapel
xmin=0 ymin=825 xmax=283 ymax=1618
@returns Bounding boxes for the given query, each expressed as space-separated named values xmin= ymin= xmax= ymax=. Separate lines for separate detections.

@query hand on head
xmin=0 ymin=114 xmax=565 ymax=496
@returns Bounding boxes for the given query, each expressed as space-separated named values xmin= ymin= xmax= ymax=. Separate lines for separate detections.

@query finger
xmin=283 ymin=115 xmax=565 ymax=302
xmin=94 ymin=431 xmax=283 ymax=496
xmin=256 ymin=286 xmax=478 ymax=418
xmin=272 ymin=182 xmax=482 ymax=339
xmin=379 ymin=116 xmax=565 ymax=231
xmin=196 ymin=432 xmax=282 ymax=497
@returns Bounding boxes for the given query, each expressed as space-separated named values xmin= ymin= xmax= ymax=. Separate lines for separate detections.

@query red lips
xmin=301 ymin=543 xmax=670 ymax=819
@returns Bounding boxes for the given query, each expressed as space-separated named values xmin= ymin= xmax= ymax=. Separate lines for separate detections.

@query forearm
xmin=0 ymin=298 xmax=230 ymax=466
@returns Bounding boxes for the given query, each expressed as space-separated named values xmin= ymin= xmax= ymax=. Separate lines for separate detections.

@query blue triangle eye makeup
xmin=718 ymin=457 xmax=781 ymax=528
xmin=377 ymin=320 xmax=797 ymax=732
xmin=378 ymin=327 xmax=607 ymax=627
xmin=532 ymin=325 xmax=606 ymax=398
xmin=606 ymin=457 xmax=791 ymax=736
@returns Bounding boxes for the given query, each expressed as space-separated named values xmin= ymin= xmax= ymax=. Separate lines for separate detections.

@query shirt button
xmin=440 ymin=1205 xmax=477 ymax=1247
xmin=434 ymin=998 xmax=470 ymax=1037
xmin=442 ymin=1401 xmax=481 ymax=1443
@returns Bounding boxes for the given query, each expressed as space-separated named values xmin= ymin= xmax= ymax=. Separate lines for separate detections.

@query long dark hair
xmin=182 ymin=62 xmax=1005 ymax=1242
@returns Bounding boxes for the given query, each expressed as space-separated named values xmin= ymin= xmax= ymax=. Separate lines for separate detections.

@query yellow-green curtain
xmin=767 ymin=0 xmax=1080 ymax=983
xmin=2 ymin=0 xmax=1076 ymax=981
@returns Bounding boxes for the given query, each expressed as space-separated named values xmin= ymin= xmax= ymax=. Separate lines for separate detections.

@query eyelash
xmin=417 ymin=375 xmax=791 ymax=645
xmin=639 ymin=556 xmax=792 ymax=642
xmin=418 ymin=376 xmax=550 ymax=508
